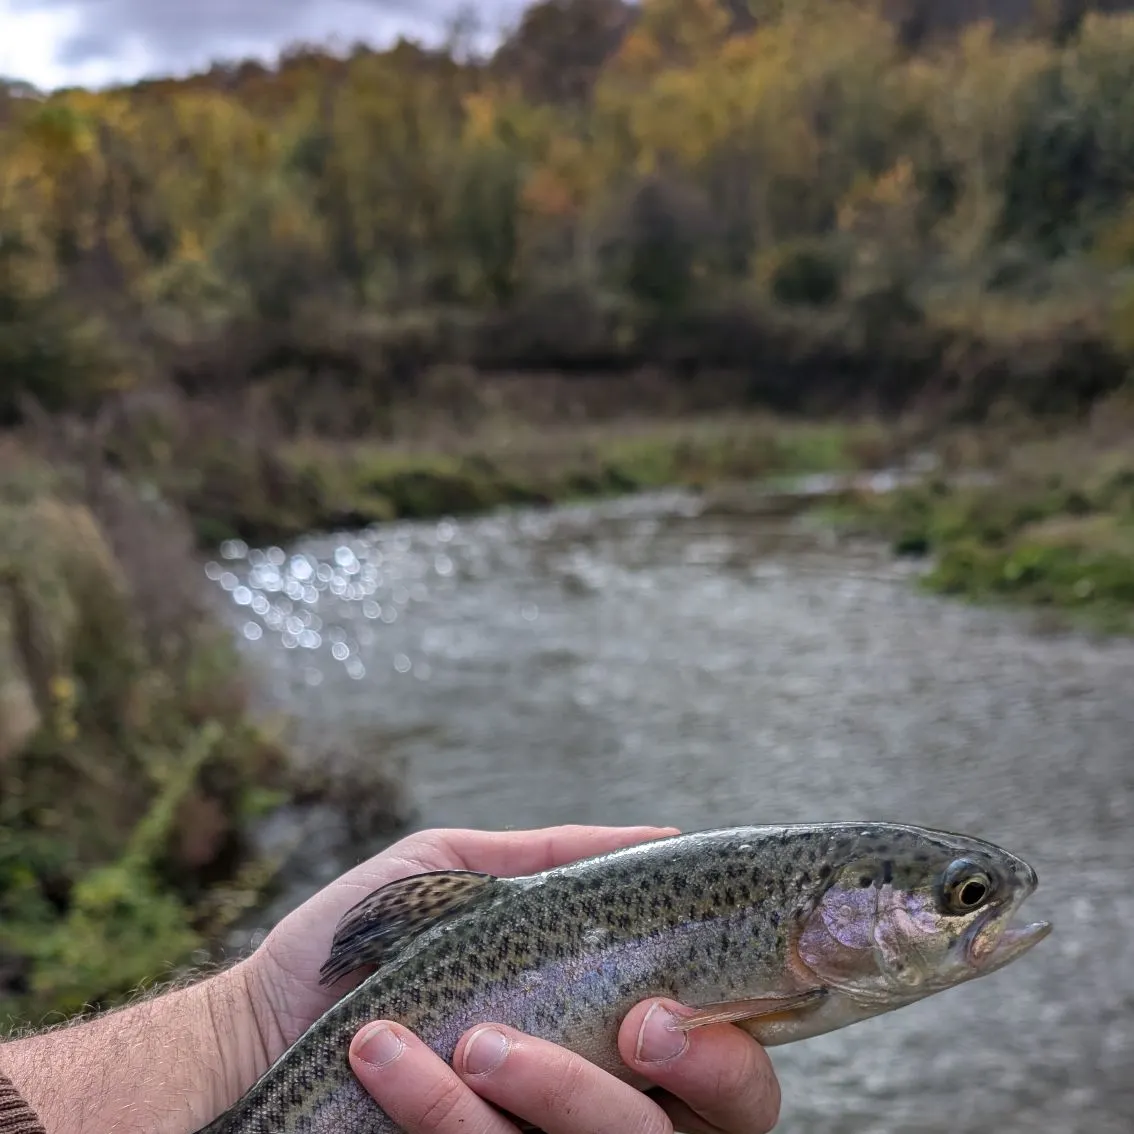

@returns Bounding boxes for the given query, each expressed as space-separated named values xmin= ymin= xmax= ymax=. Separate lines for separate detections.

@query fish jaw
xmin=959 ymin=848 xmax=1051 ymax=975
xmin=974 ymin=919 xmax=1052 ymax=971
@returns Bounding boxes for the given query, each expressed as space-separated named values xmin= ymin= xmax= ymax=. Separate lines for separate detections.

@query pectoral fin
xmin=675 ymin=989 xmax=826 ymax=1031
xmin=319 ymin=869 xmax=499 ymax=986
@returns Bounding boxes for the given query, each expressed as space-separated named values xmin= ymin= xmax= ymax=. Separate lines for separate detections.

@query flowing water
xmin=207 ymin=491 xmax=1134 ymax=1134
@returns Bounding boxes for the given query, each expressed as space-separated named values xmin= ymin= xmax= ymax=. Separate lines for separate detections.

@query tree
xmin=493 ymin=0 xmax=634 ymax=105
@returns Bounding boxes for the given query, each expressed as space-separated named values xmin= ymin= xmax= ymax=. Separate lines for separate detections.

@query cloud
xmin=53 ymin=28 xmax=116 ymax=67
xmin=2 ymin=0 xmax=525 ymax=89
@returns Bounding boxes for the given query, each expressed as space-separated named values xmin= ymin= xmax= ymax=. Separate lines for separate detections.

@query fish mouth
xmin=965 ymin=907 xmax=1052 ymax=973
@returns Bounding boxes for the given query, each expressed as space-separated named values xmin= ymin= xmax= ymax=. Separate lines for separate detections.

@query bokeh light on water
xmin=206 ymin=520 xmax=465 ymax=694
xmin=204 ymin=492 xmax=705 ymax=737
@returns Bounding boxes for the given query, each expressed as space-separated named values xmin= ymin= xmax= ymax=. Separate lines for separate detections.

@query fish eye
xmin=940 ymin=860 xmax=994 ymax=914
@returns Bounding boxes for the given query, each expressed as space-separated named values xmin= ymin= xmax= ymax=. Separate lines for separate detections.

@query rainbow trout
xmin=199 ymin=823 xmax=1051 ymax=1133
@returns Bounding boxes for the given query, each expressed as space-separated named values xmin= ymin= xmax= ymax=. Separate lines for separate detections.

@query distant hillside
xmin=8 ymin=0 xmax=1134 ymax=106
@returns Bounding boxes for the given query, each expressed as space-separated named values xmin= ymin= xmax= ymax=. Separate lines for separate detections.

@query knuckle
xmin=681 ymin=1036 xmax=779 ymax=1133
xmin=537 ymin=1051 xmax=592 ymax=1114
xmin=760 ymin=1081 xmax=783 ymax=1132
xmin=714 ymin=1043 xmax=763 ymax=1100
xmin=534 ymin=1052 xmax=672 ymax=1134
xmin=633 ymin=1107 xmax=675 ymax=1134
xmin=722 ymin=1049 xmax=780 ymax=1133
xmin=406 ymin=829 xmax=453 ymax=860
xmin=413 ymin=1073 xmax=469 ymax=1132
xmin=391 ymin=831 xmax=461 ymax=874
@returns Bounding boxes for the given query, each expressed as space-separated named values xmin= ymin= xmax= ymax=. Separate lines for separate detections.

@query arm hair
xmin=0 ymin=960 xmax=272 ymax=1134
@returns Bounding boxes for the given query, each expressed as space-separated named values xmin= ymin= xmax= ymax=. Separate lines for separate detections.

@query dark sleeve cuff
xmin=0 ymin=1073 xmax=47 ymax=1134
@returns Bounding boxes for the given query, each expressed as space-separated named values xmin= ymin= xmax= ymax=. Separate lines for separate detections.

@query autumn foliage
xmin=2 ymin=0 xmax=1134 ymax=426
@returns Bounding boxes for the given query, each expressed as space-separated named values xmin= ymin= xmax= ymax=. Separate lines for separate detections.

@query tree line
xmin=2 ymin=0 xmax=1134 ymax=426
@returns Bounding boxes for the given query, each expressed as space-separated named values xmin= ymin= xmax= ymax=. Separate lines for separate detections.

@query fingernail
xmin=635 ymin=1002 xmax=689 ymax=1064
xmin=462 ymin=1026 xmax=511 ymax=1075
xmin=356 ymin=1023 xmax=405 ymax=1068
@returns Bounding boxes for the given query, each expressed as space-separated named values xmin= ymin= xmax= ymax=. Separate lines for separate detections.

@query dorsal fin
xmin=318 ymin=869 xmax=499 ymax=986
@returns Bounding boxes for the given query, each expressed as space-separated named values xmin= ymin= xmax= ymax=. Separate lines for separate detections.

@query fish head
xmin=793 ymin=829 xmax=1051 ymax=1009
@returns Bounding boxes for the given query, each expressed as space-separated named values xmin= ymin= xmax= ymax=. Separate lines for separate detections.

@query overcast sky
xmin=0 ymin=0 xmax=525 ymax=90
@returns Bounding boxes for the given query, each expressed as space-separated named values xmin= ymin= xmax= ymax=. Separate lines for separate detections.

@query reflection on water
xmin=208 ymin=492 xmax=1134 ymax=1134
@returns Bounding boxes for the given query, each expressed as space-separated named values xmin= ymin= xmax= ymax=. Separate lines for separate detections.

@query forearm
xmin=0 ymin=960 xmax=275 ymax=1134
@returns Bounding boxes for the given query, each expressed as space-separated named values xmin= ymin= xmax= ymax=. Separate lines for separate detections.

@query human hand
xmin=349 ymin=993 xmax=781 ymax=1134
xmin=243 ymin=825 xmax=781 ymax=1134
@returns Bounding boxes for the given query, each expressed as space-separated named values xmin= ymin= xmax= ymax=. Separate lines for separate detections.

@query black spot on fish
xmin=881 ymin=859 xmax=894 ymax=885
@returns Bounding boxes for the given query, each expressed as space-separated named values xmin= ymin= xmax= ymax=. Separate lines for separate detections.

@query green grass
xmin=180 ymin=414 xmax=897 ymax=548
xmin=818 ymin=418 xmax=1134 ymax=633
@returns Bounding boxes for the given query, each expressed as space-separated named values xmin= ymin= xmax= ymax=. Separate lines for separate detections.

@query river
xmin=206 ymin=491 xmax=1134 ymax=1134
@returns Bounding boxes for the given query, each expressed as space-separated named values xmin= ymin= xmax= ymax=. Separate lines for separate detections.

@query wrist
xmin=223 ymin=954 xmax=292 ymax=1088
xmin=201 ymin=959 xmax=288 ymax=1117
xmin=0 ymin=961 xmax=277 ymax=1134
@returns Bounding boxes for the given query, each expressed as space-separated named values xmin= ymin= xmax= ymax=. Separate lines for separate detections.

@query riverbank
xmin=178 ymin=410 xmax=901 ymax=548
xmin=809 ymin=395 xmax=1134 ymax=634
